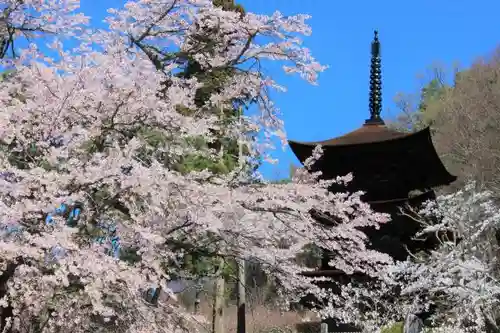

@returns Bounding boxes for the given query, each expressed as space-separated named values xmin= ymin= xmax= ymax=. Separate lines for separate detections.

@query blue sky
xmin=75 ymin=1 xmax=500 ymax=179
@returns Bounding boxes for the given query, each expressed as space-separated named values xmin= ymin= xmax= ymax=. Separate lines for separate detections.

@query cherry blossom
xmin=328 ymin=183 xmax=500 ymax=333
xmin=0 ymin=1 xmax=393 ymax=332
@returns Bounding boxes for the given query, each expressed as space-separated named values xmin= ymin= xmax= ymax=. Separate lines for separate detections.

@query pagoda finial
xmin=366 ymin=30 xmax=384 ymax=125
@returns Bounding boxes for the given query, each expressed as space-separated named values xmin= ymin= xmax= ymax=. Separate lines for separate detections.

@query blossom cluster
xmin=329 ymin=183 xmax=500 ymax=333
xmin=0 ymin=1 xmax=394 ymax=332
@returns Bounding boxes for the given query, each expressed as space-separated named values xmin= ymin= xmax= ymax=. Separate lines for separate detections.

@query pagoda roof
xmin=288 ymin=123 xmax=411 ymax=147
xmin=288 ymin=126 xmax=456 ymax=200
xmin=288 ymin=125 xmax=440 ymax=159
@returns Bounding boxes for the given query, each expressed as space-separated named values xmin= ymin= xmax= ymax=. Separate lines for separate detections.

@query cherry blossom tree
xmin=0 ymin=1 xmax=394 ymax=332
xmin=331 ymin=183 xmax=500 ymax=333
xmin=393 ymin=183 xmax=500 ymax=333
xmin=0 ymin=0 xmax=88 ymax=59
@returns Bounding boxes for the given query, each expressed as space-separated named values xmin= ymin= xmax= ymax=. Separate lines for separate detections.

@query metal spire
xmin=366 ymin=30 xmax=384 ymax=125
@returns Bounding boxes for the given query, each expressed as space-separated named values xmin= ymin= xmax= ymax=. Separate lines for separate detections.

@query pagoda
xmin=288 ymin=31 xmax=456 ymax=332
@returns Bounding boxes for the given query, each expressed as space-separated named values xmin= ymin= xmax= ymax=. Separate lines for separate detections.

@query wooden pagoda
xmin=288 ymin=31 xmax=456 ymax=332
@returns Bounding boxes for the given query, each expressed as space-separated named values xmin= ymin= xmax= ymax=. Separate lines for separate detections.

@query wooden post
xmin=212 ymin=103 xmax=228 ymax=333
xmin=236 ymin=105 xmax=246 ymax=333
xmin=404 ymin=313 xmax=423 ymax=333
xmin=320 ymin=322 xmax=328 ymax=333
xmin=194 ymin=281 xmax=201 ymax=314
xmin=236 ymin=258 xmax=246 ymax=333
xmin=212 ymin=261 xmax=225 ymax=333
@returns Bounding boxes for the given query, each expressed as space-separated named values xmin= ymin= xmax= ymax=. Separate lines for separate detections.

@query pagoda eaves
xmin=288 ymin=123 xmax=410 ymax=147
xmin=289 ymin=125 xmax=456 ymax=201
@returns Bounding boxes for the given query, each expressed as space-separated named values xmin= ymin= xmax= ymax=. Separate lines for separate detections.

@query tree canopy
xmin=0 ymin=1 xmax=396 ymax=332
xmin=390 ymin=51 xmax=500 ymax=196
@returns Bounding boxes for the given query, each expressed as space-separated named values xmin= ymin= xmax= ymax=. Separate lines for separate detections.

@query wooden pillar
xmin=237 ymin=258 xmax=246 ymax=333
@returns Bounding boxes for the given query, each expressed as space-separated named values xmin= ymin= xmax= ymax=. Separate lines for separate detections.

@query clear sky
xmin=77 ymin=0 xmax=500 ymax=180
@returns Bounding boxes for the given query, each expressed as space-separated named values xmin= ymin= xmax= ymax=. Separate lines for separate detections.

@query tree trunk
xmin=236 ymin=258 xmax=246 ymax=333
xmin=212 ymin=264 xmax=225 ymax=333
xmin=194 ymin=283 xmax=201 ymax=315
xmin=404 ymin=314 xmax=423 ymax=333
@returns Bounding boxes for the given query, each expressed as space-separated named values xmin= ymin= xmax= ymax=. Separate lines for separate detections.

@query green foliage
xmin=167 ymin=0 xmax=247 ymax=113
xmin=418 ymin=78 xmax=446 ymax=113
xmin=413 ymin=78 xmax=450 ymax=131
xmin=0 ymin=69 xmax=15 ymax=81
xmin=188 ymin=67 xmax=239 ymax=109
xmin=380 ymin=322 xmax=404 ymax=333
xmin=137 ymin=127 xmax=169 ymax=148
xmin=0 ymin=141 xmax=47 ymax=170
xmin=175 ymin=153 xmax=237 ymax=175
xmin=79 ymin=136 xmax=109 ymax=156
xmin=181 ymin=253 xmax=218 ymax=277
xmin=155 ymin=0 xmax=255 ymax=177
xmin=172 ymin=134 xmax=240 ymax=175
xmin=213 ymin=0 xmax=245 ymax=15
xmin=0 ymin=69 xmax=26 ymax=103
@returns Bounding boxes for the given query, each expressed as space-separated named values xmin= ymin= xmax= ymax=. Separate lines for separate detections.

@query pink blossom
xmin=0 ymin=1 xmax=390 ymax=332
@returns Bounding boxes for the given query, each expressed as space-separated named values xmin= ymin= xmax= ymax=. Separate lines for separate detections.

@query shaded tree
xmin=390 ymin=51 xmax=500 ymax=196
